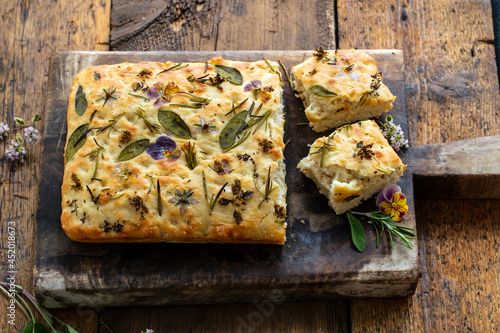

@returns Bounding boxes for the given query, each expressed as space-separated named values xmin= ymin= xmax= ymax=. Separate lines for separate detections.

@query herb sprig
xmin=202 ymin=171 xmax=228 ymax=215
xmin=136 ymin=107 xmax=160 ymax=134
xmin=347 ymin=211 xmax=416 ymax=252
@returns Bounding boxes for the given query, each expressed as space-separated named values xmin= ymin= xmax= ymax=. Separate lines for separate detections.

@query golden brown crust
xmin=62 ymin=58 xmax=287 ymax=244
xmin=292 ymin=50 xmax=396 ymax=132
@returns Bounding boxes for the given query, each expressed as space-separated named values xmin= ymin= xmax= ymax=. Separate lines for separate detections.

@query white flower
xmin=0 ymin=122 xmax=9 ymax=139
xmin=5 ymin=139 xmax=26 ymax=163
xmin=24 ymin=126 xmax=40 ymax=144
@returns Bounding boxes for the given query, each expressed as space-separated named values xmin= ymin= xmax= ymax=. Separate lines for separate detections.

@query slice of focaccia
xmin=297 ymin=120 xmax=405 ymax=215
xmin=61 ymin=57 xmax=287 ymax=244
xmin=292 ymin=49 xmax=396 ymax=132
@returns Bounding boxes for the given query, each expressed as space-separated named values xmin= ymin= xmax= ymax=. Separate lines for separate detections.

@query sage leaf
xmin=15 ymin=117 xmax=26 ymax=125
xmin=23 ymin=320 xmax=50 ymax=333
xmin=75 ymin=85 xmax=88 ymax=115
xmin=214 ymin=65 xmax=243 ymax=85
xmin=219 ymin=111 xmax=248 ymax=149
xmin=66 ymin=123 xmax=89 ymax=162
xmin=310 ymin=84 xmax=339 ymax=97
xmin=347 ymin=212 xmax=366 ymax=252
xmin=158 ymin=109 xmax=192 ymax=139
xmin=117 ymin=139 xmax=149 ymax=162
xmin=63 ymin=324 xmax=79 ymax=333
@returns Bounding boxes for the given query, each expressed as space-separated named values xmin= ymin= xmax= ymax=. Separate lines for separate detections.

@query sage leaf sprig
xmin=117 ymin=139 xmax=150 ymax=162
xmin=346 ymin=212 xmax=366 ymax=252
xmin=0 ymin=282 xmax=79 ymax=333
xmin=75 ymin=85 xmax=88 ymax=115
xmin=310 ymin=84 xmax=339 ymax=97
xmin=351 ymin=210 xmax=416 ymax=250
xmin=158 ymin=109 xmax=192 ymax=139
xmin=66 ymin=123 xmax=89 ymax=161
xmin=214 ymin=64 xmax=243 ymax=85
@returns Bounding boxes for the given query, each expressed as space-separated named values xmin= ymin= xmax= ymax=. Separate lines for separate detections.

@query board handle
xmin=408 ymin=135 xmax=500 ymax=199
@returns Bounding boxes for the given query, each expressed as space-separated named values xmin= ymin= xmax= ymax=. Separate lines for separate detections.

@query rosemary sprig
xmin=158 ymin=63 xmax=188 ymax=74
xmin=146 ymin=174 xmax=156 ymax=194
xmin=95 ymin=87 xmax=118 ymax=107
xmin=310 ymin=136 xmax=336 ymax=167
xmin=178 ymin=91 xmax=210 ymax=104
xmin=350 ymin=210 xmax=417 ymax=250
xmin=202 ymin=171 xmax=228 ymax=214
xmin=225 ymin=98 xmax=248 ymax=116
xmin=169 ymin=103 xmax=205 ymax=109
xmin=279 ymin=60 xmax=297 ymax=94
xmin=136 ymin=107 xmax=160 ymax=133
xmin=263 ymin=58 xmax=275 ymax=73
xmin=181 ymin=141 xmax=198 ymax=170
xmin=84 ymin=138 xmax=105 ymax=180
xmin=157 ymin=179 xmax=162 ymax=216
xmin=255 ymin=166 xmax=277 ymax=209
xmin=128 ymin=92 xmax=150 ymax=101
xmin=95 ymin=112 xmax=125 ymax=136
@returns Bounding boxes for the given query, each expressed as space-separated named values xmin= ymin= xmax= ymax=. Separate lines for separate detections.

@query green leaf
xmin=15 ymin=117 xmax=27 ymax=125
xmin=75 ymin=85 xmax=88 ymax=116
xmin=117 ymin=139 xmax=149 ymax=162
xmin=214 ymin=65 xmax=243 ymax=85
xmin=23 ymin=320 xmax=50 ymax=333
xmin=32 ymin=113 xmax=41 ymax=123
xmin=310 ymin=84 xmax=339 ymax=97
xmin=158 ymin=109 xmax=191 ymax=139
xmin=66 ymin=123 xmax=89 ymax=162
xmin=219 ymin=111 xmax=248 ymax=150
xmin=346 ymin=212 xmax=366 ymax=252
xmin=63 ymin=324 xmax=79 ymax=333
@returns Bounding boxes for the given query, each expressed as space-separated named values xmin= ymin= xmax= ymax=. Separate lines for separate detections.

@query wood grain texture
xmin=110 ymin=0 xmax=336 ymax=51
xmin=410 ymin=135 xmax=500 ymax=199
xmin=35 ymin=50 xmax=418 ymax=308
xmin=338 ymin=0 xmax=500 ymax=332
xmin=100 ymin=300 xmax=349 ymax=333
xmin=0 ymin=0 xmax=109 ymax=332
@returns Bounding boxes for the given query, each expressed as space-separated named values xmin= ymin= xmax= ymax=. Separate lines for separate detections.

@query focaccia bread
xmin=292 ymin=49 xmax=396 ymax=132
xmin=61 ymin=58 xmax=287 ymax=244
xmin=297 ymin=120 xmax=405 ymax=215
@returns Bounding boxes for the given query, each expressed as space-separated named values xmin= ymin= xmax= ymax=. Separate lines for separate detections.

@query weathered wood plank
xmin=0 ymin=0 xmax=110 ymax=332
xmin=338 ymin=0 xmax=500 ymax=332
xmin=110 ymin=0 xmax=336 ymax=51
xmin=410 ymin=135 xmax=500 ymax=199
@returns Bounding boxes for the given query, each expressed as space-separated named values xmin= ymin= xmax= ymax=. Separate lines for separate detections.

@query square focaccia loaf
xmin=297 ymin=120 xmax=405 ymax=215
xmin=61 ymin=57 xmax=287 ymax=244
xmin=292 ymin=49 xmax=396 ymax=132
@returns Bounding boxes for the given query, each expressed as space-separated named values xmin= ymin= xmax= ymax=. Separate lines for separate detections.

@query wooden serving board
xmin=34 ymin=50 xmax=500 ymax=308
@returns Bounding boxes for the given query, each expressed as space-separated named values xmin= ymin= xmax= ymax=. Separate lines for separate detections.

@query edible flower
xmin=147 ymin=82 xmax=180 ymax=107
xmin=146 ymin=136 xmax=181 ymax=161
xmin=168 ymin=188 xmax=198 ymax=216
xmin=380 ymin=115 xmax=409 ymax=152
xmin=244 ymin=80 xmax=262 ymax=92
xmin=376 ymin=184 xmax=408 ymax=222
xmin=192 ymin=116 xmax=217 ymax=134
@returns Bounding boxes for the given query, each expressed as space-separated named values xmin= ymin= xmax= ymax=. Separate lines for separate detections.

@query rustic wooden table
xmin=1 ymin=0 xmax=499 ymax=332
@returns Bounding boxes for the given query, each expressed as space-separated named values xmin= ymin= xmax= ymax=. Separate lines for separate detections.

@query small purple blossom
xmin=0 ymin=122 xmax=9 ymax=139
xmin=146 ymin=136 xmax=181 ymax=161
xmin=244 ymin=80 xmax=262 ymax=92
xmin=380 ymin=115 xmax=409 ymax=152
xmin=5 ymin=139 xmax=26 ymax=163
xmin=24 ymin=126 xmax=40 ymax=144
xmin=147 ymin=82 xmax=180 ymax=107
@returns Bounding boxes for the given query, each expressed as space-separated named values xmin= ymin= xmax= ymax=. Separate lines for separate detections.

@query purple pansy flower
xmin=376 ymin=184 xmax=403 ymax=207
xmin=244 ymin=80 xmax=262 ymax=92
xmin=146 ymin=136 xmax=181 ymax=161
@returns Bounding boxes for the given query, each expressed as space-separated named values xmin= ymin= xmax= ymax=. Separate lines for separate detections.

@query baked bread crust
xmin=62 ymin=58 xmax=287 ymax=244
xmin=297 ymin=120 xmax=405 ymax=214
xmin=292 ymin=50 xmax=396 ymax=132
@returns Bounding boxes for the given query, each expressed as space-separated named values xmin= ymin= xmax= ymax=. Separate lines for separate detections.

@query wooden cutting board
xmin=34 ymin=50 xmax=500 ymax=308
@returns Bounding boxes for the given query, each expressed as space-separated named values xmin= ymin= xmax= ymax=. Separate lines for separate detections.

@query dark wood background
xmin=1 ymin=0 xmax=499 ymax=332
